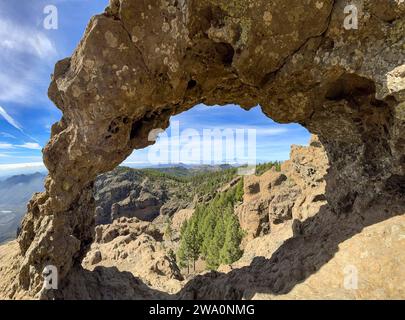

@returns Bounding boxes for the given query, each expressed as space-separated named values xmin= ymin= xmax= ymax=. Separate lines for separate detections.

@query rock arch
xmin=9 ymin=0 xmax=405 ymax=298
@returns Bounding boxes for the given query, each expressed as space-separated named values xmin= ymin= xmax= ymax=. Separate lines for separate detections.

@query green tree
xmin=164 ymin=217 xmax=173 ymax=241
xmin=177 ymin=218 xmax=201 ymax=272
xmin=220 ymin=210 xmax=243 ymax=264
xmin=177 ymin=180 xmax=246 ymax=272
xmin=185 ymin=218 xmax=201 ymax=271
xmin=200 ymin=206 xmax=216 ymax=258
xmin=206 ymin=215 xmax=225 ymax=270
xmin=177 ymin=220 xmax=190 ymax=273
xmin=235 ymin=179 xmax=244 ymax=202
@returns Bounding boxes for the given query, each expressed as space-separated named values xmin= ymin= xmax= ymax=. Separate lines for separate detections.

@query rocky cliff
xmin=94 ymin=165 xmax=239 ymax=224
xmin=0 ymin=0 xmax=404 ymax=299
xmin=236 ymin=136 xmax=328 ymax=244
xmin=179 ymin=138 xmax=405 ymax=299
xmin=94 ymin=167 xmax=190 ymax=224
xmin=82 ymin=217 xmax=184 ymax=294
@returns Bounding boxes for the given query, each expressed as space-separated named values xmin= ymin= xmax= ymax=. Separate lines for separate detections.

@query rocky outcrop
xmin=181 ymin=213 xmax=405 ymax=300
xmin=217 ymin=177 xmax=242 ymax=193
xmin=170 ymin=209 xmax=194 ymax=234
xmin=0 ymin=0 xmax=403 ymax=299
xmin=0 ymin=241 xmax=25 ymax=299
xmin=82 ymin=218 xmax=183 ymax=294
xmin=236 ymin=136 xmax=328 ymax=244
xmin=251 ymin=215 xmax=405 ymax=300
xmin=94 ymin=168 xmax=189 ymax=224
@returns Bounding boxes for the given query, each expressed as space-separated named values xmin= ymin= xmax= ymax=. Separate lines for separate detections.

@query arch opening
xmin=86 ymin=104 xmax=313 ymax=290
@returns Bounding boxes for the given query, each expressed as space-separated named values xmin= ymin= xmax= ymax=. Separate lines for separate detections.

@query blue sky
xmin=0 ymin=0 xmax=310 ymax=177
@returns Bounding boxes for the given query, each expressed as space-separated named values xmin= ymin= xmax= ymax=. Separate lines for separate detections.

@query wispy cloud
xmin=0 ymin=17 xmax=57 ymax=105
xmin=0 ymin=19 xmax=56 ymax=59
xmin=0 ymin=162 xmax=45 ymax=171
xmin=0 ymin=105 xmax=40 ymax=142
xmin=0 ymin=132 xmax=17 ymax=139
xmin=254 ymin=128 xmax=289 ymax=136
xmin=16 ymin=142 xmax=42 ymax=150
xmin=0 ymin=106 xmax=23 ymax=131
xmin=0 ymin=143 xmax=14 ymax=149
xmin=0 ymin=142 xmax=42 ymax=150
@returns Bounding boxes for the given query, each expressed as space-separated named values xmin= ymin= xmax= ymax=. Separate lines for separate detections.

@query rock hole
xmin=130 ymin=119 xmax=144 ymax=140
xmin=325 ymin=73 xmax=376 ymax=101
xmin=187 ymin=79 xmax=197 ymax=90
xmin=215 ymin=42 xmax=235 ymax=66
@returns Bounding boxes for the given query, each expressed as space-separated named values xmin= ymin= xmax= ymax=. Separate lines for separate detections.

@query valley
xmin=0 ymin=173 xmax=45 ymax=244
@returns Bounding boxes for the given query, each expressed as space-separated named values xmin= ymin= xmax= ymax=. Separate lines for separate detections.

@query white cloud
xmin=0 ymin=19 xmax=56 ymax=59
xmin=0 ymin=18 xmax=57 ymax=105
xmin=0 ymin=141 xmax=42 ymax=150
xmin=183 ymin=124 xmax=289 ymax=137
xmin=16 ymin=142 xmax=42 ymax=150
xmin=0 ymin=73 xmax=33 ymax=104
xmin=0 ymin=162 xmax=45 ymax=171
xmin=0 ymin=143 xmax=14 ymax=149
xmin=0 ymin=105 xmax=40 ymax=142
xmin=0 ymin=106 xmax=23 ymax=131
xmin=255 ymin=127 xmax=289 ymax=136
xmin=0 ymin=132 xmax=17 ymax=139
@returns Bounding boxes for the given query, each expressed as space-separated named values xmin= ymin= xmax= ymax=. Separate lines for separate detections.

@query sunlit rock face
xmin=1 ymin=0 xmax=403 ymax=299
xmin=236 ymin=135 xmax=329 ymax=245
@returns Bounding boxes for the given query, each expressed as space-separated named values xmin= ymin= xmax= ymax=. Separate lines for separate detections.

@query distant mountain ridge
xmin=0 ymin=172 xmax=46 ymax=206
xmin=0 ymin=172 xmax=45 ymax=187
xmin=0 ymin=165 xmax=236 ymax=243
xmin=0 ymin=172 xmax=46 ymax=244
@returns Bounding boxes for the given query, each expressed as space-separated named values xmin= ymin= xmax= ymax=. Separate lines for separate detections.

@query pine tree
xmin=220 ymin=209 xmax=243 ymax=264
xmin=177 ymin=218 xmax=201 ymax=272
xmin=235 ymin=179 xmax=244 ymax=202
xmin=185 ymin=218 xmax=201 ymax=271
xmin=177 ymin=179 xmax=246 ymax=272
xmin=164 ymin=217 xmax=173 ymax=241
xmin=177 ymin=220 xmax=190 ymax=273
xmin=200 ymin=206 xmax=216 ymax=258
xmin=206 ymin=215 xmax=225 ymax=270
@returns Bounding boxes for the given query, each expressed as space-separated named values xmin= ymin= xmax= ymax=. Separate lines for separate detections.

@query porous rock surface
xmin=82 ymin=218 xmax=183 ymax=294
xmin=251 ymin=215 xmax=405 ymax=300
xmin=193 ymin=213 xmax=405 ymax=300
xmin=236 ymin=136 xmax=328 ymax=244
xmin=0 ymin=0 xmax=404 ymax=299
xmin=208 ymin=140 xmax=405 ymax=300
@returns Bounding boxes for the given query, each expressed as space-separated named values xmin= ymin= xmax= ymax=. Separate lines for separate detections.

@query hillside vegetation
xmin=177 ymin=179 xmax=245 ymax=271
